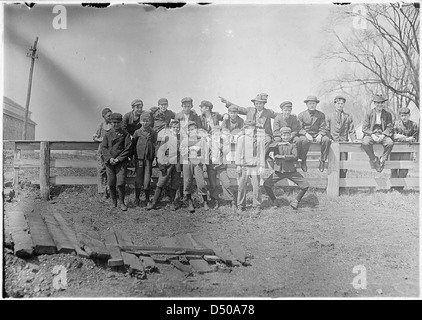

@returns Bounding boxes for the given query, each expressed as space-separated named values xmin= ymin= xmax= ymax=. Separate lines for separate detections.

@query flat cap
xmin=398 ymin=107 xmax=410 ymax=114
xmin=188 ymin=120 xmax=198 ymax=127
xmin=140 ymin=112 xmax=152 ymax=120
xmin=110 ymin=113 xmax=123 ymax=121
xmin=304 ymin=96 xmax=320 ymax=103
xmin=131 ymin=99 xmax=143 ymax=107
xmin=279 ymin=127 xmax=292 ymax=134
xmin=158 ymin=98 xmax=168 ymax=105
xmin=199 ymin=100 xmax=213 ymax=110
xmin=280 ymin=101 xmax=293 ymax=109
xmin=181 ymin=97 xmax=193 ymax=104
xmin=373 ymin=94 xmax=388 ymax=103
xmin=228 ymin=105 xmax=239 ymax=112
xmin=334 ymin=95 xmax=346 ymax=102
xmin=169 ymin=119 xmax=180 ymax=126
xmin=243 ymin=120 xmax=256 ymax=128
xmin=251 ymin=93 xmax=268 ymax=103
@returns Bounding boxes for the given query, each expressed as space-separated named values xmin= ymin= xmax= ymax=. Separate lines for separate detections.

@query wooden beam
xmin=79 ymin=232 xmax=110 ymax=260
xmin=340 ymin=178 xmax=420 ymax=188
xmin=340 ymin=160 xmax=419 ymax=170
xmin=39 ymin=141 xmax=50 ymax=200
xmin=7 ymin=210 xmax=34 ymax=258
xmin=24 ymin=211 xmax=57 ymax=255
xmin=170 ymin=260 xmax=193 ymax=274
xmin=120 ymin=245 xmax=214 ymax=256
xmin=189 ymin=234 xmax=235 ymax=265
xmin=104 ymin=230 xmax=124 ymax=267
xmin=327 ymin=142 xmax=340 ymax=198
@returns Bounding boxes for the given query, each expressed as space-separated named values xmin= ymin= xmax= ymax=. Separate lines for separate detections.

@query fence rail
xmin=6 ymin=140 xmax=419 ymax=200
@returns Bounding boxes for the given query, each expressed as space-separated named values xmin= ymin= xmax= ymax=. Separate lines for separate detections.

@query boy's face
xmin=229 ymin=111 xmax=238 ymax=121
xmin=188 ymin=125 xmax=197 ymax=135
xmin=103 ymin=111 xmax=112 ymax=123
xmin=281 ymin=132 xmax=291 ymax=142
xmin=306 ymin=101 xmax=317 ymax=111
xmin=281 ymin=107 xmax=292 ymax=118
xmin=159 ymin=103 xmax=168 ymax=113
xmin=400 ymin=113 xmax=410 ymax=123
xmin=334 ymin=99 xmax=345 ymax=112
xmin=170 ymin=123 xmax=180 ymax=134
xmin=132 ymin=104 xmax=143 ymax=116
xmin=254 ymin=101 xmax=265 ymax=111
xmin=141 ymin=117 xmax=151 ymax=128
xmin=374 ymin=101 xmax=384 ymax=112
xmin=200 ymin=105 xmax=210 ymax=115
xmin=182 ymin=103 xmax=193 ymax=115
xmin=111 ymin=120 xmax=122 ymax=130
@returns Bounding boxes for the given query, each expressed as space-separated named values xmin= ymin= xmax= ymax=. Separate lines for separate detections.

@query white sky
xmin=3 ymin=2 xmax=341 ymax=140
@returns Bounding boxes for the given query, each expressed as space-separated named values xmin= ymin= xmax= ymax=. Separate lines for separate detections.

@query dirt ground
xmin=2 ymin=179 xmax=419 ymax=299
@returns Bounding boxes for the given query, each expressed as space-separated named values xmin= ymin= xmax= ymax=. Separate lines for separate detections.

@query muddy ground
xmin=2 ymin=180 xmax=419 ymax=299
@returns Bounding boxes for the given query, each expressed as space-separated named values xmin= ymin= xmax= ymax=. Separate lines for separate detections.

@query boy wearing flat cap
xmin=132 ymin=112 xmax=157 ymax=207
xmin=221 ymin=105 xmax=244 ymax=134
xmin=149 ymin=119 xmax=182 ymax=210
xmin=122 ymin=99 xmax=145 ymax=136
xmin=180 ymin=121 xmax=210 ymax=213
xmin=297 ymin=95 xmax=331 ymax=172
xmin=174 ymin=97 xmax=202 ymax=132
xmin=236 ymin=120 xmax=265 ymax=212
xmin=390 ymin=107 xmax=419 ymax=185
xmin=361 ymin=94 xmax=394 ymax=172
xmin=264 ymin=127 xmax=310 ymax=210
xmin=93 ymin=107 xmax=113 ymax=198
xmin=220 ymin=93 xmax=277 ymax=151
xmin=101 ymin=113 xmax=132 ymax=211
xmin=273 ymin=101 xmax=300 ymax=144
xmin=149 ymin=98 xmax=176 ymax=134
xmin=325 ymin=95 xmax=359 ymax=178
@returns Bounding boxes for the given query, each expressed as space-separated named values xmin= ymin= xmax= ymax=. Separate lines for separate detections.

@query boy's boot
xmin=290 ymin=187 xmax=308 ymax=210
xmin=144 ymin=190 xmax=151 ymax=207
xmin=168 ymin=189 xmax=177 ymax=211
xmin=109 ymin=186 xmax=118 ymax=208
xmin=134 ymin=188 xmax=141 ymax=207
xmin=118 ymin=185 xmax=128 ymax=211
xmin=187 ymin=194 xmax=195 ymax=213
xmin=146 ymin=187 xmax=161 ymax=210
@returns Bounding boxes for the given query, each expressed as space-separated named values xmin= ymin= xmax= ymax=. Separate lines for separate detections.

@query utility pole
xmin=22 ymin=36 xmax=39 ymax=140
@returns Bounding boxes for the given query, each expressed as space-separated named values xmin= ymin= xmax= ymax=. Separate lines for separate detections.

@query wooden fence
xmin=7 ymin=140 xmax=419 ymax=200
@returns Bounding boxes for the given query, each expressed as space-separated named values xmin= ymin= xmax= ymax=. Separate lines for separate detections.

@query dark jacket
xmin=226 ymin=104 xmax=277 ymax=136
xmin=298 ymin=109 xmax=328 ymax=137
xmin=149 ymin=107 xmax=175 ymax=133
xmin=132 ymin=127 xmax=157 ymax=160
xmin=174 ymin=111 xmax=202 ymax=129
xmin=122 ymin=111 xmax=142 ymax=136
xmin=200 ymin=112 xmax=223 ymax=132
xmin=273 ymin=114 xmax=300 ymax=138
xmin=362 ymin=108 xmax=394 ymax=137
xmin=326 ymin=111 xmax=357 ymax=142
xmin=221 ymin=116 xmax=244 ymax=134
xmin=268 ymin=142 xmax=298 ymax=173
xmin=101 ymin=128 xmax=132 ymax=163
xmin=393 ymin=120 xmax=419 ymax=141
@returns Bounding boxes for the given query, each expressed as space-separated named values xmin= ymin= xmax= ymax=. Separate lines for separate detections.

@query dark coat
xmin=174 ymin=111 xmax=202 ymax=129
xmin=268 ymin=142 xmax=298 ymax=173
xmin=200 ymin=112 xmax=224 ymax=132
xmin=100 ymin=128 xmax=132 ymax=163
xmin=362 ymin=108 xmax=394 ymax=137
xmin=226 ymin=104 xmax=277 ymax=136
xmin=297 ymin=109 xmax=328 ymax=137
xmin=132 ymin=127 xmax=157 ymax=160
xmin=122 ymin=111 xmax=142 ymax=136
xmin=221 ymin=116 xmax=244 ymax=134
xmin=326 ymin=111 xmax=357 ymax=142
xmin=273 ymin=114 xmax=300 ymax=138
xmin=149 ymin=107 xmax=175 ymax=133
xmin=393 ymin=120 xmax=419 ymax=141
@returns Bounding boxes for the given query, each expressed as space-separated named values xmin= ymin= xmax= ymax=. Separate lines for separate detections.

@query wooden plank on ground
xmin=188 ymin=259 xmax=213 ymax=274
xmin=190 ymin=234 xmax=235 ymax=265
xmin=139 ymin=256 xmax=158 ymax=273
xmin=51 ymin=211 xmax=89 ymax=258
xmin=175 ymin=234 xmax=196 ymax=249
xmin=7 ymin=209 xmax=34 ymax=258
xmin=120 ymin=245 xmax=214 ymax=256
xmin=121 ymin=252 xmax=144 ymax=273
xmin=24 ymin=211 xmax=57 ymax=255
xmin=227 ymin=239 xmax=246 ymax=263
xmin=104 ymin=230 xmax=124 ymax=267
xmin=79 ymin=232 xmax=110 ymax=260
xmin=158 ymin=236 xmax=179 ymax=260
xmin=170 ymin=260 xmax=193 ymax=274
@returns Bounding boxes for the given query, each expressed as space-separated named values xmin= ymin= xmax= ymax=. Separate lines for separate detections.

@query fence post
xmin=13 ymin=142 xmax=20 ymax=190
xmin=40 ymin=141 xmax=51 ymax=200
xmin=327 ymin=142 xmax=340 ymax=198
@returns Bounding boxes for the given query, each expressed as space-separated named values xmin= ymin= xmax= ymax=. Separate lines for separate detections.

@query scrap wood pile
xmin=4 ymin=200 xmax=252 ymax=279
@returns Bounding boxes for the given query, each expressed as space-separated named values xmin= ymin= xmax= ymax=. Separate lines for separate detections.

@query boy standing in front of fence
xmin=390 ymin=107 xmax=419 ymax=187
xmin=264 ymin=127 xmax=310 ymax=210
xmin=101 ymin=113 xmax=132 ymax=211
xmin=132 ymin=112 xmax=157 ymax=208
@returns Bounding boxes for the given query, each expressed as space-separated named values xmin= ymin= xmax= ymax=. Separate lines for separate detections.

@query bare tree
xmin=317 ymin=3 xmax=419 ymax=112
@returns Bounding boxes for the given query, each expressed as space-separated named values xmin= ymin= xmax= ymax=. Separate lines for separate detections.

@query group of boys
xmin=93 ymin=92 xmax=418 ymax=212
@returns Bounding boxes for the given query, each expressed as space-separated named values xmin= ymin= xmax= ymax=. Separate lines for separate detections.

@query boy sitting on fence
xmin=264 ymin=127 xmax=310 ymax=210
xmin=132 ymin=112 xmax=157 ymax=208
xmin=101 ymin=113 xmax=132 ymax=211
xmin=390 ymin=107 xmax=419 ymax=188
xmin=148 ymin=119 xmax=182 ymax=210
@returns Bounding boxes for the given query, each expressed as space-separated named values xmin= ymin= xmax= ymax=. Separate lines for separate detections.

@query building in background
xmin=2 ymin=96 xmax=37 ymax=140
